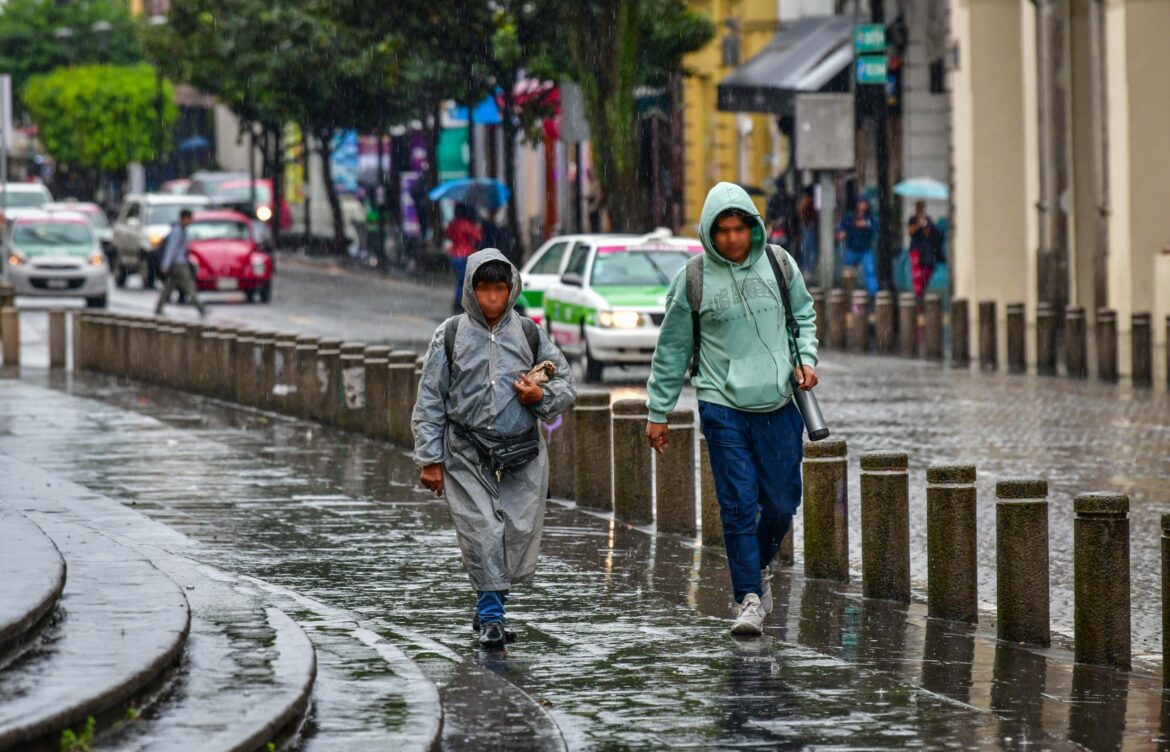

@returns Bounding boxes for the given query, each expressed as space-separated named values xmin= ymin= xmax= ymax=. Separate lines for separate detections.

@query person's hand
xmin=513 ymin=375 xmax=543 ymax=405
xmin=794 ymin=365 xmax=818 ymax=391
xmin=646 ymin=421 xmax=668 ymax=454
xmin=419 ymin=463 xmax=444 ymax=496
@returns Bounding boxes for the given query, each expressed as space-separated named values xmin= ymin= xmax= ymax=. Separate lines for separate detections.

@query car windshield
xmin=186 ymin=220 xmax=250 ymax=241
xmin=590 ymin=249 xmax=695 ymax=287
xmin=215 ymin=184 xmax=272 ymax=205
xmin=3 ymin=191 xmax=48 ymax=209
xmin=50 ymin=207 xmax=108 ymax=229
xmin=147 ymin=204 xmax=200 ymax=226
xmin=13 ymin=221 xmax=93 ymax=248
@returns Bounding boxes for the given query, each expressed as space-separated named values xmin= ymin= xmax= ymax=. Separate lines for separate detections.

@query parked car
xmin=44 ymin=201 xmax=112 ymax=256
xmin=189 ymin=176 xmax=291 ymax=250
xmin=543 ymin=234 xmax=702 ymax=382
xmin=1 ymin=210 xmax=109 ymax=307
xmin=111 ymin=193 xmax=208 ymax=288
xmin=184 ymin=209 xmax=274 ymax=303
xmin=0 ymin=183 xmax=54 ymax=228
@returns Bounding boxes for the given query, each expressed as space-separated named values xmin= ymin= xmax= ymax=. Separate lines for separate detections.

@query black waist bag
xmin=453 ymin=423 xmax=541 ymax=482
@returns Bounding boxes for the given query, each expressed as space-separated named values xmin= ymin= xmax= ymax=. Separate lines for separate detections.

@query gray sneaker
xmin=731 ymin=593 xmax=765 ymax=636
xmin=760 ymin=568 xmax=773 ymax=614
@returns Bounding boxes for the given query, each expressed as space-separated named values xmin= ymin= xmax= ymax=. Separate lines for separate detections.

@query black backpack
xmin=444 ymin=314 xmax=541 ymax=376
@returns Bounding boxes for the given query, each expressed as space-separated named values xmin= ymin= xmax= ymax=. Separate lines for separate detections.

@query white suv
xmin=111 ymin=193 xmax=208 ymax=288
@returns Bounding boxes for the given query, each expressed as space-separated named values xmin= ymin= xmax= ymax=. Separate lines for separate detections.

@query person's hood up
xmin=697 ymin=182 xmax=767 ymax=268
xmin=461 ymin=248 xmax=522 ymax=327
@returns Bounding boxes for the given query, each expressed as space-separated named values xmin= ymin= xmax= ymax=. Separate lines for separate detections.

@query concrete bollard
xmin=1131 ymin=313 xmax=1152 ymax=387
xmin=273 ymin=333 xmax=299 ymax=413
xmin=924 ymin=294 xmax=943 ymax=361
xmin=860 ymin=452 xmax=910 ymax=603
xmin=1035 ymin=302 xmax=1057 ymax=375
xmin=810 ymin=288 xmax=826 ymax=346
xmin=1163 ymin=514 xmax=1170 ymax=688
xmin=801 ymin=438 xmax=849 ymax=582
xmin=313 ymin=340 xmax=344 ymax=425
xmin=1166 ymin=316 xmax=1170 ymax=391
xmin=71 ymin=311 xmax=83 ymax=373
xmin=656 ymin=409 xmax=697 ymax=536
xmin=827 ymin=290 xmax=847 ymax=350
xmin=1006 ymin=303 xmax=1026 ymax=374
xmin=1096 ymin=309 xmax=1118 ymax=383
xmin=699 ymin=434 xmax=723 ymax=547
xmin=898 ymin=293 xmax=918 ymax=358
xmin=848 ymin=290 xmax=870 ymax=353
xmin=386 ymin=350 xmax=418 ymax=443
xmin=143 ymin=319 xmax=166 ymax=383
xmin=978 ymin=300 xmax=997 ymax=370
xmin=874 ymin=291 xmax=895 ymax=354
xmin=194 ymin=325 xmax=218 ymax=394
xmin=214 ymin=328 xmax=239 ymax=400
xmin=841 ymin=267 xmax=858 ymax=300
xmin=927 ymin=464 xmax=978 ymax=623
xmin=545 ymin=405 xmax=576 ymax=500
xmin=1066 ymin=306 xmax=1087 ymax=378
xmin=231 ymin=331 xmax=256 ymax=405
xmin=363 ymin=346 xmax=392 ymax=440
xmin=951 ymin=298 xmax=970 ymax=366
xmin=255 ymin=331 xmax=278 ymax=410
xmin=48 ymin=309 xmax=67 ymax=368
xmin=293 ymin=336 xmax=320 ymax=419
xmin=573 ymin=391 xmax=613 ymax=511
xmin=164 ymin=323 xmax=184 ymax=388
xmin=1 ymin=307 xmax=19 ymax=367
xmin=338 ymin=343 xmax=368 ymax=432
xmin=612 ymin=399 xmax=652 ymax=524
xmin=1073 ymin=493 xmax=1130 ymax=670
xmin=996 ymin=479 xmax=1050 ymax=646
xmin=86 ymin=313 xmax=105 ymax=374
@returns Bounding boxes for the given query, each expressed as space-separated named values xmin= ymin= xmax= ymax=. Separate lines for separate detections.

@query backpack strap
xmin=446 ymin=313 xmax=541 ymax=379
xmin=519 ymin=316 xmax=541 ymax=366
xmin=685 ymin=255 xmax=704 ymax=378
xmin=765 ymin=244 xmax=799 ymax=339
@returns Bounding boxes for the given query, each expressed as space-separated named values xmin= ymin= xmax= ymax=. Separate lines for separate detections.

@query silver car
xmin=110 ymin=193 xmax=208 ymax=288
xmin=2 ymin=210 xmax=110 ymax=308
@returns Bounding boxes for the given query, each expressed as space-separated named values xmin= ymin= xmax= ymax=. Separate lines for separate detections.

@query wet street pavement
xmin=1 ymin=366 xmax=1168 ymax=749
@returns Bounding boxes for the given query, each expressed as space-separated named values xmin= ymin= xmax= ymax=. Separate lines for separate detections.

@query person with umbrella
xmin=445 ymin=203 xmax=482 ymax=313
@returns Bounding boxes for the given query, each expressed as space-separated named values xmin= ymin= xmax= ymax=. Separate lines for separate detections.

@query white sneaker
xmin=731 ymin=593 xmax=765 ymax=636
xmin=760 ymin=568 xmax=773 ymax=614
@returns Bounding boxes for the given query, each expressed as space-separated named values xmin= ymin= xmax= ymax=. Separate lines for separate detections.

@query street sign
xmin=854 ymin=24 xmax=886 ymax=54
xmin=856 ymin=55 xmax=888 ymax=85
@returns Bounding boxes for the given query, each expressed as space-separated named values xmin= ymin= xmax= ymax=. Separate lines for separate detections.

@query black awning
xmin=717 ymin=15 xmax=854 ymax=115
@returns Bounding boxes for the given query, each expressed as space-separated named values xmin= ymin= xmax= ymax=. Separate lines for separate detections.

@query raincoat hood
xmin=697 ymin=182 xmax=767 ymax=268
xmin=461 ymin=248 xmax=522 ymax=327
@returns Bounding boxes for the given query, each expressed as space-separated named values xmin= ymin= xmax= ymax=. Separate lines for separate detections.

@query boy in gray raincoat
xmin=412 ymin=249 xmax=576 ymax=649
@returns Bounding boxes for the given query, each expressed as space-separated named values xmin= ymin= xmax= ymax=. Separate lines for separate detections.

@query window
xmin=529 ymin=242 xmax=568 ymax=275
xmin=565 ymin=242 xmax=591 ymax=276
xmin=14 ymin=221 xmax=93 ymax=247
xmin=590 ymin=251 xmax=692 ymax=287
xmin=185 ymin=221 xmax=250 ymax=242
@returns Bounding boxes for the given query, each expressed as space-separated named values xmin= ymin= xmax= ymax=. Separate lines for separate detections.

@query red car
xmin=185 ymin=210 xmax=274 ymax=303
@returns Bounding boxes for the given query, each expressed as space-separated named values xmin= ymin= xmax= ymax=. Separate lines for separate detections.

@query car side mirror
xmin=560 ymin=272 xmax=583 ymax=287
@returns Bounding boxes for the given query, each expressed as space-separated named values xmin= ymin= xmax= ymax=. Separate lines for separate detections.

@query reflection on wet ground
xmin=1 ymin=369 xmax=1167 ymax=749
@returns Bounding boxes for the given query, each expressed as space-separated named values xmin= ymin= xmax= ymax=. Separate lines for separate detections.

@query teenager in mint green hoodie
xmin=645 ymin=182 xmax=819 ymax=636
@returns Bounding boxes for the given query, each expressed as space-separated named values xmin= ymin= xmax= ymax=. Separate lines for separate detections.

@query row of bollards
xmin=811 ymin=287 xmax=947 ymax=362
xmin=73 ymin=312 xmax=1146 ymax=679
xmin=0 ymin=307 xmax=72 ymax=370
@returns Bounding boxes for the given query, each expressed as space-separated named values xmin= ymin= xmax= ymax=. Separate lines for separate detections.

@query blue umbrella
xmin=428 ymin=178 xmax=511 ymax=211
xmin=893 ymin=177 xmax=949 ymax=201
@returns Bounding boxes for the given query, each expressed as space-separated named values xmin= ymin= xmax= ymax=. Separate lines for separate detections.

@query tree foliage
xmin=23 ymin=64 xmax=177 ymax=173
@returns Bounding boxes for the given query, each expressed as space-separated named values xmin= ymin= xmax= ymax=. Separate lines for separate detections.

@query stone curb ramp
xmin=0 ymin=506 xmax=65 ymax=665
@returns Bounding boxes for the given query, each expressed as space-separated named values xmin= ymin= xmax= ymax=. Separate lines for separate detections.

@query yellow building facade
xmin=682 ymin=0 xmax=782 ymax=230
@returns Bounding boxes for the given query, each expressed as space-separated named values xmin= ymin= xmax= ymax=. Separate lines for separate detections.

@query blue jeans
xmin=843 ymin=248 xmax=877 ymax=296
xmin=477 ymin=590 xmax=507 ymax=624
xmin=699 ymin=400 xmax=804 ymax=603
xmin=451 ymin=256 xmax=469 ymax=310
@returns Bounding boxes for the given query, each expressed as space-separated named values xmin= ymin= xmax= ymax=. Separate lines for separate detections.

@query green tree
xmin=23 ymin=64 xmax=177 ymax=193
xmin=0 ymin=0 xmax=142 ymax=113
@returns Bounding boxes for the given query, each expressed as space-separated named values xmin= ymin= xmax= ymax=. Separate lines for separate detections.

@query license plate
xmin=216 ymin=278 xmax=239 ymax=291
xmin=46 ymin=279 xmax=68 ymax=290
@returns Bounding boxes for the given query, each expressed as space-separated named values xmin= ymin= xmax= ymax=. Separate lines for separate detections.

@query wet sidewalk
xmin=1 ymin=369 xmax=1166 ymax=749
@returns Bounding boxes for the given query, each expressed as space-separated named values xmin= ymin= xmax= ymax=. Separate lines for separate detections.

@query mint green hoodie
xmin=647 ymin=182 xmax=819 ymax=423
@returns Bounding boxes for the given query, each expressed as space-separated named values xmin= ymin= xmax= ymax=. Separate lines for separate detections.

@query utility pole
xmin=872 ymin=0 xmax=894 ymax=293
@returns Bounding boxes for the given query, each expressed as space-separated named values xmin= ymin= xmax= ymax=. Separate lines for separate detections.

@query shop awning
xmin=717 ymin=15 xmax=854 ymax=116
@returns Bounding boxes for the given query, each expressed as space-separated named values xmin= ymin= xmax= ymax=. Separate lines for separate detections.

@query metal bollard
xmin=612 ymin=399 xmax=652 ymax=524
xmin=828 ymin=290 xmax=848 ymax=350
xmin=898 ymin=293 xmax=917 ymax=358
xmin=1006 ymin=303 xmax=1026 ymax=374
xmin=385 ymin=350 xmax=418 ymax=442
xmin=573 ymin=391 xmax=613 ymax=511
xmin=363 ymin=346 xmax=392 ymax=439
xmin=545 ymin=403 xmax=575 ymax=500
xmin=874 ymin=291 xmax=895 ymax=354
xmin=272 ymin=333 xmax=299 ymax=412
xmin=810 ymin=288 xmax=826 ymax=346
xmin=656 ymin=409 xmax=696 ymax=536
xmin=1036 ymin=302 xmax=1057 ymax=375
xmin=1131 ymin=312 xmax=1152 ymax=387
xmin=924 ymin=294 xmax=943 ymax=361
xmin=927 ymin=464 xmax=978 ymax=623
xmin=1 ymin=307 xmax=19 ymax=367
xmin=294 ymin=336 xmax=320 ymax=419
xmin=699 ymin=434 xmax=723 ymax=547
xmin=996 ymin=479 xmax=1050 ymax=646
xmin=978 ymin=300 xmax=997 ymax=370
xmin=338 ymin=342 xmax=368 ymax=432
xmin=1096 ymin=309 xmax=1118 ymax=383
xmin=848 ymin=290 xmax=869 ymax=353
xmin=802 ymin=438 xmax=849 ymax=582
xmin=1066 ymin=306 xmax=1087 ymax=378
xmin=48 ymin=309 xmax=67 ymax=368
xmin=951 ymin=298 xmax=970 ymax=366
xmin=860 ymin=451 xmax=910 ymax=603
xmin=1073 ymin=493 xmax=1130 ymax=670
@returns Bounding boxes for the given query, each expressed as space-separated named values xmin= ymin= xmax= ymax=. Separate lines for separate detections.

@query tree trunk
xmin=375 ymin=116 xmax=387 ymax=261
xmin=269 ymin=124 xmax=284 ymax=249
xmin=499 ymin=81 xmax=526 ymax=262
xmin=316 ymin=128 xmax=346 ymax=256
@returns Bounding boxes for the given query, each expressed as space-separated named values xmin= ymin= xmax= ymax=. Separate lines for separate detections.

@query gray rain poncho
xmin=412 ymin=249 xmax=576 ymax=591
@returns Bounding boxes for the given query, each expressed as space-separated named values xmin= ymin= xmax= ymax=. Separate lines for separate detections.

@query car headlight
xmin=148 ymin=233 xmax=165 ymax=246
xmin=597 ymin=310 xmax=642 ymax=329
xmin=88 ymin=252 xmax=105 ymax=266
xmin=256 ymin=205 xmax=272 ymax=222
